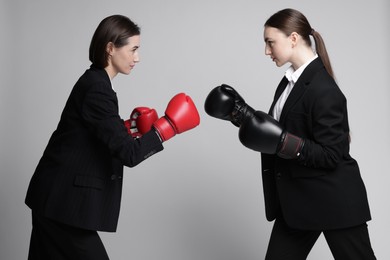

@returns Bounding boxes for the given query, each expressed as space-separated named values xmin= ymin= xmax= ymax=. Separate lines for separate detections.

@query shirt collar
xmin=110 ymin=78 xmax=115 ymax=92
xmin=285 ymin=54 xmax=318 ymax=84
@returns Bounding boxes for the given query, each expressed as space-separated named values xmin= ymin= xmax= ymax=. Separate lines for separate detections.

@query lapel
xmin=278 ymin=57 xmax=325 ymax=124
xmin=268 ymin=76 xmax=289 ymax=115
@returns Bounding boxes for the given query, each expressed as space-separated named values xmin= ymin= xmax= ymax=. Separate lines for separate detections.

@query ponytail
xmin=311 ymin=29 xmax=334 ymax=79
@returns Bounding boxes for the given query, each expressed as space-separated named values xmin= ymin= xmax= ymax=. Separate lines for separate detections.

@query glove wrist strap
xmin=277 ymin=132 xmax=305 ymax=159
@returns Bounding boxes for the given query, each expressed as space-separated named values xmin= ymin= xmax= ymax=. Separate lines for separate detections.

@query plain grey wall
xmin=1 ymin=0 xmax=389 ymax=259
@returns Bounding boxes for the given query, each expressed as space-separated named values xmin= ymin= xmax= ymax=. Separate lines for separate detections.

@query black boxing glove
xmin=239 ymin=110 xmax=305 ymax=159
xmin=204 ymin=84 xmax=254 ymax=126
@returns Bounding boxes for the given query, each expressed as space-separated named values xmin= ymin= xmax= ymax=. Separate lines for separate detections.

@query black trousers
xmin=265 ymin=217 xmax=376 ymax=260
xmin=28 ymin=211 xmax=109 ymax=260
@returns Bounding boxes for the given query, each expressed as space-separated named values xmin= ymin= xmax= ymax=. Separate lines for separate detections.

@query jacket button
xmin=276 ymin=172 xmax=282 ymax=179
xmin=111 ymin=175 xmax=117 ymax=180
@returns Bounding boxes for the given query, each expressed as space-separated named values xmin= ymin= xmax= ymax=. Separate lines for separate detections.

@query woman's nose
xmin=265 ymin=46 xmax=271 ymax=56
xmin=134 ymin=52 xmax=140 ymax=63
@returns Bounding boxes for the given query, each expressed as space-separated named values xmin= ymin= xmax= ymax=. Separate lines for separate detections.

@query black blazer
xmin=261 ymin=58 xmax=371 ymax=230
xmin=25 ymin=65 xmax=164 ymax=232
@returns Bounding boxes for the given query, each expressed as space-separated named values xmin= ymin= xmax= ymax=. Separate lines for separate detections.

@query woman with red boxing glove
xmin=25 ymin=15 xmax=199 ymax=260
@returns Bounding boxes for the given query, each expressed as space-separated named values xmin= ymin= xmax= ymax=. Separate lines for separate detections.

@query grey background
xmin=1 ymin=0 xmax=389 ymax=259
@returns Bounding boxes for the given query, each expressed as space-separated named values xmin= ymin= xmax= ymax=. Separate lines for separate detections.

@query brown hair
xmin=89 ymin=15 xmax=140 ymax=69
xmin=264 ymin=8 xmax=334 ymax=79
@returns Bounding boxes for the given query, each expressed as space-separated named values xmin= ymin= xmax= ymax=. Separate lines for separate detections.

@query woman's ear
xmin=106 ymin=42 xmax=114 ymax=56
xmin=290 ymin=32 xmax=299 ymax=47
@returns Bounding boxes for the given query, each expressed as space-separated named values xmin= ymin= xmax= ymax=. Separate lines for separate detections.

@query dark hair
xmin=265 ymin=8 xmax=334 ymax=79
xmin=89 ymin=15 xmax=141 ymax=68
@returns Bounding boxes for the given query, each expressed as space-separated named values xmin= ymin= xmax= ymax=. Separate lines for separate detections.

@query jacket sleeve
xmin=81 ymin=81 xmax=163 ymax=167
xmin=298 ymin=79 xmax=350 ymax=169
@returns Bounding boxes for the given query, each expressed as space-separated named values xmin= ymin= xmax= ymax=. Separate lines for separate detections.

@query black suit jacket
xmin=261 ymin=58 xmax=371 ymax=230
xmin=25 ymin=65 xmax=164 ymax=232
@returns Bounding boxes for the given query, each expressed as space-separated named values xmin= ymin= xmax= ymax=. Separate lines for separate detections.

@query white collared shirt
xmin=272 ymin=54 xmax=318 ymax=121
xmin=109 ymin=79 xmax=116 ymax=93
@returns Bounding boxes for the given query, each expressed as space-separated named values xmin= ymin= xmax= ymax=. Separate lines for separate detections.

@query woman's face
xmin=108 ymin=35 xmax=140 ymax=76
xmin=263 ymin=26 xmax=293 ymax=67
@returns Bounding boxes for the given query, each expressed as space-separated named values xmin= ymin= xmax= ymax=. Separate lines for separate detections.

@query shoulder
xmin=82 ymin=66 xmax=110 ymax=85
xmin=75 ymin=66 xmax=113 ymax=94
xmin=304 ymin=62 xmax=345 ymax=102
xmin=306 ymin=72 xmax=348 ymax=119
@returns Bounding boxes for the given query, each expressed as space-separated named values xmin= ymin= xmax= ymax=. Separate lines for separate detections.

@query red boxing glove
xmin=153 ymin=93 xmax=200 ymax=142
xmin=124 ymin=107 xmax=158 ymax=138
